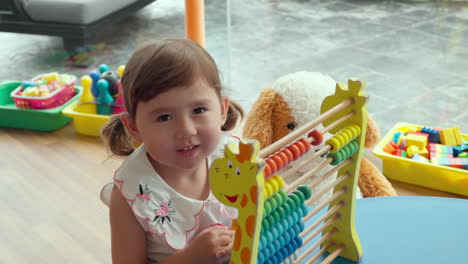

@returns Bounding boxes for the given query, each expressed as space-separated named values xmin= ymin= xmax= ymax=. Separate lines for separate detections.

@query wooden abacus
xmin=209 ymin=79 xmax=368 ymax=264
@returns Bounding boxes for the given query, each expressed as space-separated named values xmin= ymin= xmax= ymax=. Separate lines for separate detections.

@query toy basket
xmin=374 ymin=122 xmax=468 ymax=196
xmin=10 ymin=73 xmax=76 ymax=109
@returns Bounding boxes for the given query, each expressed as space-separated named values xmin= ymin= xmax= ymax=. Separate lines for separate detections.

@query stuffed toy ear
xmin=365 ymin=113 xmax=381 ymax=148
xmin=242 ymin=88 xmax=278 ymax=148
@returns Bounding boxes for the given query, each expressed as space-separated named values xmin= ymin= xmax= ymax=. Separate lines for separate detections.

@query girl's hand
xmin=186 ymin=225 xmax=234 ymax=264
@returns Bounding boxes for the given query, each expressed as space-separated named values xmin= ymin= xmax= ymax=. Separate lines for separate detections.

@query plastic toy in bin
xmin=78 ymin=63 xmax=126 ymax=115
xmin=374 ymin=122 xmax=468 ymax=196
xmin=381 ymin=125 xmax=467 ymax=170
xmin=10 ymin=72 xmax=76 ymax=109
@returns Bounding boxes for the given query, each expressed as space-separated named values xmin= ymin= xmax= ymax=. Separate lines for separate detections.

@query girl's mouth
xmin=177 ymin=145 xmax=200 ymax=157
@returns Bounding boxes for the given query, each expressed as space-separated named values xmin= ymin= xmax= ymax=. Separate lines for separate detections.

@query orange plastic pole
xmin=185 ymin=0 xmax=205 ymax=47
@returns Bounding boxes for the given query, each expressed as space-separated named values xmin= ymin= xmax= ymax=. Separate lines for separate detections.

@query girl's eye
xmin=157 ymin=114 xmax=172 ymax=122
xmin=227 ymin=160 xmax=233 ymax=169
xmin=193 ymin=107 xmax=206 ymax=114
xmin=235 ymin=168 xmax=240 ymax=176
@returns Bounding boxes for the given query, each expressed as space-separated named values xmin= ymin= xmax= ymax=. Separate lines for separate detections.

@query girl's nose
xmin=176 ymin=116 xmax=197 ymax=139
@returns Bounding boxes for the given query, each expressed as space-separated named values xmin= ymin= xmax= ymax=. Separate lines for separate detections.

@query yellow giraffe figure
xmin=209 ymin=140 xmax=265 ymax=264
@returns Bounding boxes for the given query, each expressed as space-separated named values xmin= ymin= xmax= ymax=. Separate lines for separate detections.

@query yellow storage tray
xmin=62 ymin=101 xmax=110 ymax=137
xmin=374 ymin=122 xmax=468 ymax=196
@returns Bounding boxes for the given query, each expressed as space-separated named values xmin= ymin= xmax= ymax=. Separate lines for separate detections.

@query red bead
xmin=281 ymin=149 xmax=294 ymax=163
xmin=308 ymin=129 xmax=323 ymax=146
xmin=266 ymin=158 xmax=278 ymax=175
xmin=271 ymin=155 xmax=284 ymax=170
xmin=295 ymin=140 xmax=307 ymax=155
xmin=277 ymin=151 xmax=290 ymax=166
xmin=287 ymin=144 xmax=301 ymax=160
xmin=264 ymin=163 xmax=272 ymax=178
xmin=299 ymin=138 xmax=311 ymax=152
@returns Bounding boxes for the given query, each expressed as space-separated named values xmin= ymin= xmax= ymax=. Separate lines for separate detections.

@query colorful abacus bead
xmin=327 ymin=140 xmax=359 ymax=165
xmin=308 ymin=129 xmax=323 ymax=146
xmin=326 ymin=124 xmax=361 ymax=153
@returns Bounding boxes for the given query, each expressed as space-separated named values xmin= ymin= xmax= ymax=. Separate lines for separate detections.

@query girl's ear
xmin=120 ymin=113 xmax=143 ymax=143
xmin=220 ymin=96 xmax=230 ymax=126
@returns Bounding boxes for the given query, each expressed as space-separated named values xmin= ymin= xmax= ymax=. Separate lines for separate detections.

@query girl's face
xmin=123 ymin=77 xmax=229 ymax=173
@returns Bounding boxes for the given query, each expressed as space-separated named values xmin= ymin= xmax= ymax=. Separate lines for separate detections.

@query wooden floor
xmin=1 ymin=124 xmax=466 ymax=264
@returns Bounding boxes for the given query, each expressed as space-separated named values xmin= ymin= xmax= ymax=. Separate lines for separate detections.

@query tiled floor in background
xmin=1 ymin=0 xmax=467 ymax=134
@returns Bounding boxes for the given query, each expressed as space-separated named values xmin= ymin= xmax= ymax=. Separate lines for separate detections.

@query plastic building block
xmin=406 ymin=133 xmax=428 ymax=150
xmin=427 ymin=143 xmax=453 ymax=154
xmin=440 ymin=127 xmax=463 ymax=146
xmin=407 ymin=145 xmax=419 ymax=158
xmin=412 ymin=154 xmax=429 ymax=163
xmin=421 ymin=127 xmax=441 ymax=143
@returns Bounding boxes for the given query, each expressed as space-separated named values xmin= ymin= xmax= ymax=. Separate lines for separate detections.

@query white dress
xmin=100 ymin=133 xmax=239 ymax=262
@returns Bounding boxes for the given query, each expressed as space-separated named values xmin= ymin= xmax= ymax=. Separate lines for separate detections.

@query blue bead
xmin=270 ymin=253 xmax=280 ymax=264
xmin=280 ymin=247 xmax=289 ymax=261
xmin=282 ymin=229 xmax=291 ymax=244
xmin=270 ymin=227 xmax=279 ymax=241
xmin=273 ymin=239 xmax=281 ymax=252
xmin=263 ymin=247 xmax=272 ymax=260
xmin=265 ymin=230 xmax=274 ymax=244
xmin=258 ymin=251 xmax=265 ymax=263
xmin=278 ymin=235 xmax=286 ymax=248
xmin=286 ymin=215 xmax=294 ymax=229
xmin=276 ymin=218 xmax=285 ymax=234
xmin=295 ymin=236 xmax=303 ymax=248
xmin=259 ymin=235 xmax=265 ymax=251
xmin=286 ymin=242 xmax=295 ymax=254
xmin=301 ymin=203 xmax=309 ymax=216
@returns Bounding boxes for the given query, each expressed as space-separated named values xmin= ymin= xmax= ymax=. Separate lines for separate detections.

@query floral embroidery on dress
xmin=137 ymin=184 xmax=151 ymax=201
xmin=153 ymin=199 xmax=176 ymax=224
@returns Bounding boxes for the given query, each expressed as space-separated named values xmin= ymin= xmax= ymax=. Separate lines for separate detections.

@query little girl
xmin=100 ymin=38 xmax=244 ymax=264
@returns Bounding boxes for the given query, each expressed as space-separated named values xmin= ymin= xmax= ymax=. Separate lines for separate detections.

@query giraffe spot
xmin=232 ymin=220 xmax=241 ymax=251
xmin=245 ymin=215 xmax=255 ymax=238
xmin=230 ymin=261 xmax=235 ymax=264
xmin=241 ymin=194 xmax=248 ymax=208
xmin=241 ymin=247 xmax=251 ymax=264
xmin=250 ymin=186 xmax=257 ymax=204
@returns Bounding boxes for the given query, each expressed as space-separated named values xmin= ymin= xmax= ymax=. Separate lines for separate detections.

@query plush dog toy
xmin=242 ymin=71 xmax=397 ymax=198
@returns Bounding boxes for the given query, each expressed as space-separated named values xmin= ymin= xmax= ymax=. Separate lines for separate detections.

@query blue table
xmin=302 ymin=196 xmax=468 ymax=264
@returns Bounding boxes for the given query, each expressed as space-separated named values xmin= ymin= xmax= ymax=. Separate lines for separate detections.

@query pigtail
xmin=101 ymin=114 xmax=134 ymax=156
xmin=222 ymin=100 xmax=244 ymax=131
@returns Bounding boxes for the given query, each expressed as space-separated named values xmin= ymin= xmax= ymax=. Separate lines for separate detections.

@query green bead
xmin=273 ymin=192 xmax=283 ymax=206
xmin=297 ymin=185 xmax=312 ymax=200
xmin=272 ymin=211 xmax=281 ymax=224
xmin=278 ymin=190 xmax=288 ymax=204
xmin=286 ymin=199 xmax=295 ymax=211
xmin=277 ymin=206 xmax=287 ymax=219
xmin=262 ymin=218 xmax=270 ymax=230
xmin=264 ymin=200 xmax=272 ymax=216
xmin=269 ymin=197 xmax=278 ymax=211
xmin=292 ymin=190 xmax=305 ymax=203
xmin=341 ymin=145 xmax=349 ymax=159
xmin=282 ymin=200 xmax=291 ymax=215
xmin=268 ymin=215 xmax=276 ymax=229
xmin=289 ymin=194 xmax=300 ymax=209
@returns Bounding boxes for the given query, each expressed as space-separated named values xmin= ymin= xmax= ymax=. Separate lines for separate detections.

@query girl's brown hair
xmin=101 ymin=38 xmax=243 ymax=156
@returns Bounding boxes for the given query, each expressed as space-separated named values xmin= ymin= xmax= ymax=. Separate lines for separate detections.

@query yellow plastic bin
xmin=62 ymin=101 xmax=110 ymax=136
xmin=374 ymin=122 xmax=468 ymax=196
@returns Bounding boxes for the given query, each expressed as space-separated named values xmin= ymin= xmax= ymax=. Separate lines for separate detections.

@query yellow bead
xmin=272 ymin=174 xmax=284 ymax=189
xmin=327 ymin=137 xmax=341 ymax=153
xmin=264 ymin=183 xmax=273 ymax=198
